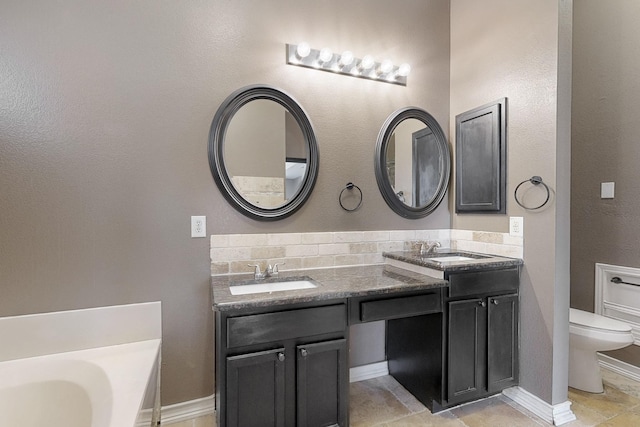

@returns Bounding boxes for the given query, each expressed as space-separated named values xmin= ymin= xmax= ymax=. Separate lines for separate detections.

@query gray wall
xmin=450 ymin=0 xmax=572 ymax=405
xmin=0 ymin=0 xmax=450 ymax=405
xmin=571 ymin=1 xmax=640 ymax=312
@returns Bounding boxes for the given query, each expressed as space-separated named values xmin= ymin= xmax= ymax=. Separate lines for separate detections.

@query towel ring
xmin=514 ymin=176 xmax=550 ymax=210
xmin=339 ymin=182 xmax=363 ymax=212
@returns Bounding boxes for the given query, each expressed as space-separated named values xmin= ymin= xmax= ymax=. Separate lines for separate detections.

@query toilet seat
xmin=569 ymin=308 xmax=632 ymax=333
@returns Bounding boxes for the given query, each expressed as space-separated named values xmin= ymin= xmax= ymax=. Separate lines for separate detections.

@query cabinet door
xmin=487 ymin=294 xmax=519 ymax=393
xmin=226 ymin=348 xmax=286 ymax=427
xmin=296 ymin=339 xmax=349 ymax=427
xmin=447 ymin=299 xmax=487 ymax=404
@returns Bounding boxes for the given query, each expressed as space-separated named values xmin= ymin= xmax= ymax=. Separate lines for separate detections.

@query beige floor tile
xmin=162 ymin=420 xmax=192 ymax=427
xmin=450 ymin=396 xmax=546 ymax=427
xmin=498 ymin=395 xmax=552 ymax=425
xmin=602 ymin=369 xmax=640 ymax=400
xmin=193 ymin=413 xmax=216 ymax=427
xmin=349 ymin=377 xmax=418 ymax=426
xmin=595 ymin=410 xmax=640 ymax=427
xmin=376 ymin=375 xmax=429 ymax=413
xmin=563 ymin=401 xmax=609 ymax=427
xmin=569 ymin=384 xmax=640 ymax=419
xmin=165 ymin=367 xmax=640 ymax=427
xmin=162 ymin=414 xmax=216 ymax=427
xmin=379 ymin=409 xmax=468 ymax=426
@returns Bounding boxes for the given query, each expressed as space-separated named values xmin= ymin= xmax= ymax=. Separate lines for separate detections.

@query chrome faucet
xmin=248 ymin=264 xmax=265 ymax=280
xmin=266 ymin=262 xmax=284 ymax=277
xmin=420 ymin=241 xmax=441 ymax=256
xmin=248 ymin=262 xmax=285 ymax=280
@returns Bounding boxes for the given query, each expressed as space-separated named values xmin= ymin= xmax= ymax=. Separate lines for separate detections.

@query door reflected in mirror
xmin=375 ymin=107 xmax=450 ymax=219
xmin=386 ymin=118 xmax=443 ymax=208
xmin=225 ymin=99 xmax=308 ymax=209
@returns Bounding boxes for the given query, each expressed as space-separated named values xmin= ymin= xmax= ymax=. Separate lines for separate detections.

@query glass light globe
xmin=318 ymin=48 xmax=333 ymax=63
xmin=380 ymin=60 xmax=394 ymax=74
xmin=296 ymin=42 xmax=311 ymax=59
xmin=360 ymin=55 xmax=374 ymax=70
xmin=398 ymin=63 xmax=411 ymax=77
xmin=339 ymin=51 xmax=354 ymax=67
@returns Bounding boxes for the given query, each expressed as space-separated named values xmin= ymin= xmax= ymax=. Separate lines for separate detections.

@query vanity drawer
xmin=355 ymin=291 xmax=442 ymax=323
xmin=448 ymin=268 xmax=519 ymax=298
xmin=226 ymin=304 xmax=346 ymax=348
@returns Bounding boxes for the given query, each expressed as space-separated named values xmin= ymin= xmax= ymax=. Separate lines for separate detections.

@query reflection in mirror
xmin=208 ymin=85 xmax=319 ymax=221
xmin=224 ymin=99 xmax=308 ymax=208
xmin=375 ymin=108 xmax=450 ymax=219
xmin=386 ymin=118 xmax=443 ymax=208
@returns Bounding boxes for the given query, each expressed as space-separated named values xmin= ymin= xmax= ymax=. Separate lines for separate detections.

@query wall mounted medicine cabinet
xmin=455 ymin=98 xmax=507 ymax=214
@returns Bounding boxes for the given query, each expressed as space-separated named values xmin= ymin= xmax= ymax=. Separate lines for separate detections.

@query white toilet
xmin=569 ymin=308 xmax=634 ymax=393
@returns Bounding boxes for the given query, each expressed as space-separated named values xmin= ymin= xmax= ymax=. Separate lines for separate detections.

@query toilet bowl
xmin=569 ymin=308 xmax=634 ymax=393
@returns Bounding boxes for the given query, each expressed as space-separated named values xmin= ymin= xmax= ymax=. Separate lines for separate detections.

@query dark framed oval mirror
xmin=374 ymin=107 xmax=450 ymax=218
xmin=208 ymin=85 xmax=319 ymax=221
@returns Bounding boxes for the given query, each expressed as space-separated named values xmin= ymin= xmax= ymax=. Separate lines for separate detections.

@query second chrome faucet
xmin=248 ymin=262 xmax=285 ymax=280
xmin=420 ymin=241 xmax=441 ymax=256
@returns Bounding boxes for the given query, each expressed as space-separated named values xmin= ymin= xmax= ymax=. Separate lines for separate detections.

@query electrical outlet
xmin=509 ymin=216 xmax=524 ymax=237
xmin=191 ymin=216 xmax=206 ymax=238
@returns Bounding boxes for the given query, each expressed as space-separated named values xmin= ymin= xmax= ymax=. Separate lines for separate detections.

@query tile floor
xmin=163 ymin=368 xmax=640 ymax=426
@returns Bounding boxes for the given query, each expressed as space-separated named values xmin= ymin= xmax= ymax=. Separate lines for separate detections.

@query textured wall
xmin=571 ymin=0 xmax=640 ymax=312
xmin=450 ymin=0 xmax=572 ymax=405
xmin=0 ymin=0 xmax=450 ymax=405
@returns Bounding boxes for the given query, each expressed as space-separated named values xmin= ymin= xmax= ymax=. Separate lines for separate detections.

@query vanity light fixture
xmin=286 ymin=43 xmax=410 ymax=86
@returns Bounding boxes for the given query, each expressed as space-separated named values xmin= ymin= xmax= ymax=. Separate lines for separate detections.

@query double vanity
xmin=211 ymin=250 xmax=522 ymax=427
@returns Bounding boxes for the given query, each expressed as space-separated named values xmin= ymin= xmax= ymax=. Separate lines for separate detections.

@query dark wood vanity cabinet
xmin=215 ymin=300 xmax=349 ymax=427
xmin=214 ymin=263 xmax=521 ymax=422
xmin=226 ymin=348 xmax=286 ymax=426
xmin=444 ymin=268 xmax=519 ymax=407
xmin=296 ymin=339 xmax=349 ymax=427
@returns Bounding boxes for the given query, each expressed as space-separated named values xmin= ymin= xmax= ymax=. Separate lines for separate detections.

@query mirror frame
xmin=208 ymin=85 xmax=319 ymax=221
xmin=374 ymin=107 xmax=450 ymax=219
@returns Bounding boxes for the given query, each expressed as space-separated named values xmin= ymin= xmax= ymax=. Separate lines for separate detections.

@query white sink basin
xmin=229 ymin=280 xmax=317 ymax=295
xmin=426 ymin=255 xmax=476 ymax=262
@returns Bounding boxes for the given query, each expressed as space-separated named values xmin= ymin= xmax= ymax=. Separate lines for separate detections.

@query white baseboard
xmin=136 ymin=394 xmax=215 ymax=426
xmin=349 ymin=361 xmax=389 ymax=383
xmin=502 ymin=386 xmax=576 ymax=426
xmin=598 ymin=353 xmax=640 ymax=382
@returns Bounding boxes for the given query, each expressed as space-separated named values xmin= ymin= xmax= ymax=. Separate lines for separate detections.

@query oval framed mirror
xmin=374 ymin=107 xmax=450 ymax=219
xmin=208 ymin=85 xmax=319 ymax=221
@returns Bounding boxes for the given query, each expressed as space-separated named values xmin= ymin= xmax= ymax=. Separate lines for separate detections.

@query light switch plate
xmin=509 ymin=216 xmax=524 ymax=237
xmin=601 ymin=182 xmax=615 ymax=199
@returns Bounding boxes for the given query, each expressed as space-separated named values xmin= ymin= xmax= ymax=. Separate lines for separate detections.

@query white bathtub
xmin=0 ymin=339 xmax=160 ymax=427
xmin=0 ymin=302 xmax=162 ymax=427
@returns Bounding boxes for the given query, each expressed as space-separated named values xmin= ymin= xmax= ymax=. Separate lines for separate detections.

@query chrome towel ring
xmin=514 ymin=176 xmax=550 ymax=210
xmin=339 ymin=182 xmax=363 ymax=212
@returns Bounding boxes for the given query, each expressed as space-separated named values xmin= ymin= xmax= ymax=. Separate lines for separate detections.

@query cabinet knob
xmin=478 ymin=300 xmax=486 ymax=307
xmin=277 ymin=352 xmax=285 ymax=362
xmin=300 ymin=348 xmax=308 ymax=358
xmin=491 ymin=299 xmax=499 ymax=305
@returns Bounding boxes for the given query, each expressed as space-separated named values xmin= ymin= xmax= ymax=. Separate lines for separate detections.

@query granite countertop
xmin=383 ymin=249 xmax=523 ymax=273
xmin=211 ymin=264 xmax=448 ymax=312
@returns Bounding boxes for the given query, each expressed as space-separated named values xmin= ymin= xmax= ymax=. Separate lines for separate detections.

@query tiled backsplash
xmin=211 ymin=229 xmax=523 ymax=275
